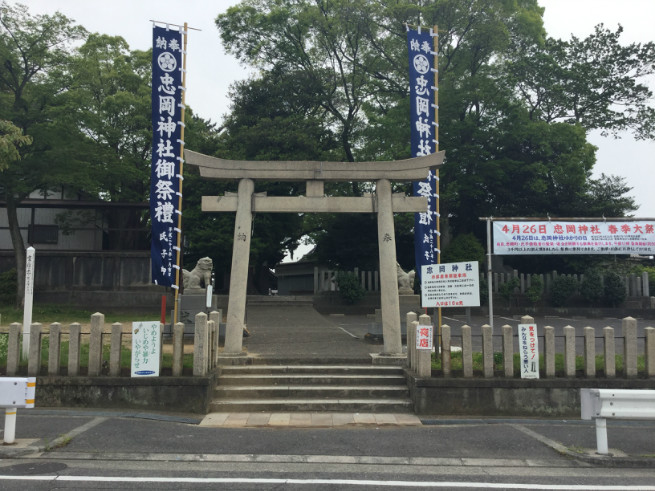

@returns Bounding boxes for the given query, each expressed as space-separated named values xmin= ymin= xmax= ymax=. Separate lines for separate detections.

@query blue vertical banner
xmin=408 ymin=27 xmax=438 ymax=280
xmin=151 ymin=26 xmax=183 ymax=287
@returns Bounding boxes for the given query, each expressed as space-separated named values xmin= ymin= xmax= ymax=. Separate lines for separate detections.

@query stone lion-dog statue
xmin=397 ymin=262 xmax=416 ymax=294
xmin=183 ymin=257 xmax=213 ymax=290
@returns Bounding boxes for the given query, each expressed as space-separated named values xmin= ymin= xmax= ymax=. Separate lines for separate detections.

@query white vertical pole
xmin=595 ymin=417 xmax=609 ymax=455
xmin=3 ymin=408 xmax=17 ymax=444
xmin=22 ymin=246 xmax=35 ymax=359
xmin=486 ymin=219 xmax=493 ymax=329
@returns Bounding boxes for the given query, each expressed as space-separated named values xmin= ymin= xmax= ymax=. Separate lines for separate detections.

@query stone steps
xmin=220 ymin=365 xmax=403 ymax=375
xmin=211 ymin=364 xmax=413 ymax=414
xmin=215 ymin=385 xmax=409 ymax=399
xmin=209 ymin=399 xmax=413 ymax=413
xmin=219 ymin=374 xmax=407 ymax=386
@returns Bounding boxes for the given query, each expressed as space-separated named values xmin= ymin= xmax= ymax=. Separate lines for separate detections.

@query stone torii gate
xmin=185 ymin=149 xmax=445 ymax=360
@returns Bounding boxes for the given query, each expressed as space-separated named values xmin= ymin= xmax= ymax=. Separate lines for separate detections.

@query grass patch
xmin=0 ymin=334 xmax=194 ymax=373
xmin=431 ymin=351 xmax=646 ymax=375
xmin=0 ymin=302 xmax=161 ymax=325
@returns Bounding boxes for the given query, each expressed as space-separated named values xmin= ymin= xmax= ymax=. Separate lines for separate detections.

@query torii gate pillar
xmin=376 ymin=179 xmax=402 ymax=354
xmin=223 ymin=178 xmax=254 ymax=355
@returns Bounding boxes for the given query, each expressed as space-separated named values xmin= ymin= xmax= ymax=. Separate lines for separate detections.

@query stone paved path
xmin=199 ymin=412 xmax=421 ymax=427
xmin=242 ymin=305 xmax=384 ymax=361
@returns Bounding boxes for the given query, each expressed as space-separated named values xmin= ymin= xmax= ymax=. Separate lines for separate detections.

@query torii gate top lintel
xmin=184 ymin=149 xmax=445 ymax=182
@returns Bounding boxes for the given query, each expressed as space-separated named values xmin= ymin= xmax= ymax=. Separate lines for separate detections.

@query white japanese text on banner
xmin=408 ymin=28 xmax=438 ymax=279
xmin=151 ymin=26 xmax=183 ymax=287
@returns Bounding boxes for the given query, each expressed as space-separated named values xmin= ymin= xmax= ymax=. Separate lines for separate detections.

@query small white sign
xmin=421 ymin=261 xmax=480 ymax=308
xmin=416 ymin=324 xmax=433 ymax=350
xmin=131 ymin=321 xmax=161 ymax=377
xmin=518 ymin=323 xmax=539 ymax=379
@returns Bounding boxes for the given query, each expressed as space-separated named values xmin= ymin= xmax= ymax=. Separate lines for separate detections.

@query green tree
xmin=526 ymin=274 xmax=543 ymax=306
xmin=603 ymin=272 xmax=626 ymax=307
xmin=215 ymin=1 xmax=646 ymax=272
xmin=335 ymin=270 xmax=366 ymax=304
xmin=441 ymin=233 xmax=485 ymax=264
xmin=506 ymin=24 xmax=655 ymax=139
xmin=0 ymin=2 xmax=87 ymax=305
xmin=0 ymin=120 xmax=31 ymax=171
xmin=550 ymin=275 xmax=578 ymax=307
xmin=580 ymin=268 xmax=604 ymax=306
xmin=66 ymin=33 xmax=153 ymax=249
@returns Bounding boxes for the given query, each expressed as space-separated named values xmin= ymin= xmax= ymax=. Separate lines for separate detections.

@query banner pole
xmin=487 ymin=218 xmax=493 ymax=329
xmin=172 ymin=22 xmax=188 ymax=325
xmin=433 ymin=25 xmax=442 ymax=347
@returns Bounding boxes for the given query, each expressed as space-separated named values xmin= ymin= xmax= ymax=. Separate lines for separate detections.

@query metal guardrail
xmin=0 ymin=377 xmax=36 ymax=444
xmin=581 ymin=388 xmax=655 ymax=454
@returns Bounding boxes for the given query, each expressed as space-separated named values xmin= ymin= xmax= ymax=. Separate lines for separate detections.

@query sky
xmin=15 ymin=0 xmax=655 ymax=218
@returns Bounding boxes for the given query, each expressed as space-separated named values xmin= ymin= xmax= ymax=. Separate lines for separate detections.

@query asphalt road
xmin=1 ymin=411 xmax=655 ymax=489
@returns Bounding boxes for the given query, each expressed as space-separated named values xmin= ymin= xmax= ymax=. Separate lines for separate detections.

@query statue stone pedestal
xmin=171 ymin=291 xmax=218 ymax=336
xmin=367 ymin=294 xmax=421 ymax=340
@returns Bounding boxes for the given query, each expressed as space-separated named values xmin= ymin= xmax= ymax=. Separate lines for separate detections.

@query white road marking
xmin=0 ymin=475 xmax=653 ymax=489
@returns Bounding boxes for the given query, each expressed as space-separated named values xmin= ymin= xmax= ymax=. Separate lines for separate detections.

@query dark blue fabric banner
xmin=151 ymin=26 xmax=183 ymax=287
xmin=408 ymin=28 xmax=438 ymax=280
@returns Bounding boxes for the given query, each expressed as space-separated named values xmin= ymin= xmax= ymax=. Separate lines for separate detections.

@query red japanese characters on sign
xmin=493 ymin=220 xmax=655 ymax=255
xmin=416 ymin=325 xmax=433 ymax=350
xmin=518 ymin=323 xmax=539 ymax=379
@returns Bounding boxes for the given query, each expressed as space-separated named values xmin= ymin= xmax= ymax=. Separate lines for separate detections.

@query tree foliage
xmin=215 ymin=0 xmax=646 ymax=270
xmin=0 ymin=1 xmax=87 ymax=305
xmin=0 ymin=120 xmax=31 ymax=171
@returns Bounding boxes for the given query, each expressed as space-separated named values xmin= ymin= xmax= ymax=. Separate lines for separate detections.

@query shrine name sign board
xmin=421 ymin=261 xmax=480 ymax=308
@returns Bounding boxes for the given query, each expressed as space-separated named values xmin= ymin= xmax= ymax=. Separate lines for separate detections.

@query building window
xmin=28 ymin=225 xmax=59 ymax=244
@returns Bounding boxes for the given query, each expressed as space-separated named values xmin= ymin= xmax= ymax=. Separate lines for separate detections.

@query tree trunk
xmin=6 ymin=195 xmax=26 ymax=308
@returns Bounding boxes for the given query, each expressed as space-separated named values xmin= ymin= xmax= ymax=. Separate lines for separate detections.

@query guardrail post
xmin=48 ymin=323 xmax=62 ymax=376
xmin=27 ymin=323 xmax=42 ymax=377
xmin=172 ymin=322 xmax=185 ymax=377
xmin=3 ymin=409 xmax=17 ymax=444
xmin=88 ymin=313 xmax=104 ymax=377
xmin=110 ymin=322 xmax=123 ymax=377
xmin=482 ymin=324 xmax=493 ymax=378
xmin=564 ymin=326 xmax=576 ymax=377
xmin=406 ymin=312 xmax=417 ymax=370
xmin=645 ymin=327 xmax=655 ymax=378
xmin=595 ymin=417 xmax=609 ymax=455
xmin=584 ymin=326 xmax=596 ymax=377
xmin=7 ymin=323 xmax=21 ymax=376
xmin=622 ymin=317 xmax=638 ymax=378
xmin=603 ymin=326 xmax=616 ymax=378
xmin=441 ymin=324 xmax=451 ymax=377
xmin=544 ymin=326 xmax=555 ymax=377
xmin=462 ymin=325 xmax=473 ymax=378
xmin=502 ymin=324 xmax=513 ymax=377
xmin=68 ymin=323 xmax=82 ymax=376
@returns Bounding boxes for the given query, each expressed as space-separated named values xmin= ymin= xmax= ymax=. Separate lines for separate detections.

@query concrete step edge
xmin=220 ymin=365 xmax=404 ymax=371
xmin=215 ymin=385 xmax=410 ymax=391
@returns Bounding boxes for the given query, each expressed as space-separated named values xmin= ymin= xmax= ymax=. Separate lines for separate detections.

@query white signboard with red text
xmin=493 ymin=220 xmax=655 ymax=255
xmin=416 ymin=324 xmax=433 ymax=350
xmin=519 ymin=323 xmax=539 ymax=379
xmin=421 ymin=261 xmax=480 ymax=308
